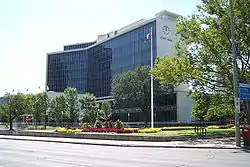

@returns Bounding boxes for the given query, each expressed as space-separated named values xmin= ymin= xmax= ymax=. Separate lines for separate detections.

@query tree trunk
xmin=9 ymin=120 xmax=13 ymax=130
xmin=44 ymin=114 xmax=47 ymax=130
xmin=35 ymin=117 xmax=37 ymax=129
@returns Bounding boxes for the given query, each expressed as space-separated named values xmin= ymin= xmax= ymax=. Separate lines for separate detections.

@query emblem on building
xmin=162 ymin=25 xmax=171 ymax=36
xmin=160 ymin=25 xmax=172 ymax=42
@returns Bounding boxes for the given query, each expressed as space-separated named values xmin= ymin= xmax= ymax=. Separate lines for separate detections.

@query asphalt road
xmin=0 ymin=139 xmax=249 ymax=167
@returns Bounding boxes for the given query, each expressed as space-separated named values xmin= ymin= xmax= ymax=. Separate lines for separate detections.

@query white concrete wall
xmin=155 ymin=11 xmax=193 ymax=122
xmin=155 ymin=11 xmax=179 ymax=57
xmin=176 ymin=91 xmax=194 ymax=122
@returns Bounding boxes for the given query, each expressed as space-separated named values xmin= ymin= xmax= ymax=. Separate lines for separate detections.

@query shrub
xmin=55 ymin=127 xmax=82 ymax=133
xmin=82 ymin=122 xmax=91 ymax=128
xmin=55 ymin=128 xmax=67 ymax=132
xmin=102 ymin=120 xmax=114 ymax=128
xmin=94 ymin=120 xmax=102 ymax=128
xmin=115 ymin=119 xmax=124 ymax=129
xmin=84 ymin=128 xmax=133 ymax=133
xmin=138 ymin=128 xmax=161 ymax=133
xmin=124 ymin=128 xmax=139 ymax=133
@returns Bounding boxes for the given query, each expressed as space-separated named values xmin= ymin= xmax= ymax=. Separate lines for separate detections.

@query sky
xmin=0 ymin=0 xmax=199 ymax=96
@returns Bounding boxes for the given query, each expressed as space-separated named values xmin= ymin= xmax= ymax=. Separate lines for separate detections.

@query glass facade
xmin=47 ymin=21 xmax=157 ymax=97
xmin=47 ymin=50 xmax=88 ymax=93
xmin=46 ymin=20 xmax=177 ymax=122
xmin=87 ymin=21 xmax=157 ymax=97
xmin=63 ymin=41 xmax=96 ymax=51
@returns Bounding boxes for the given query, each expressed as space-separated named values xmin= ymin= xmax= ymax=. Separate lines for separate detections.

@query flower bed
xmin=124 ymin=128 xmax=139 ymax=133
xmin=55 ymin=127 xmax=161 ymax=134
xmin=55 ymin=127 xmax=83 ymax=133
xmin=138 ymin=128 xmax=161 ymax=133
xmin=83 ymin=128 xmax=133 ymax=133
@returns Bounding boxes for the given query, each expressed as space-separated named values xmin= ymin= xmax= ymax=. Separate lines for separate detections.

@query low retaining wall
xmin=0 ymin=130 xmax=234 ymax=142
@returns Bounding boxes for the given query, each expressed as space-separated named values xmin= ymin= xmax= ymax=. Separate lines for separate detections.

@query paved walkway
xmin=0 ymin=135 xmax=240 ymax=149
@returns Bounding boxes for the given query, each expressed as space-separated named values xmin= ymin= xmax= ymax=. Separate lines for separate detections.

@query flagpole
xmin=150 ymin=27 xmax=154 ymax=128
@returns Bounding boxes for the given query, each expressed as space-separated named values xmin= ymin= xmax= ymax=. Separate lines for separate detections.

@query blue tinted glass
xmin=87 ymin=21 xmax=156 ymax=97
xmin=47 ymin=50 xmax=88 ymax=93
xmin=47 ymin=21 xmax=156 ymax=97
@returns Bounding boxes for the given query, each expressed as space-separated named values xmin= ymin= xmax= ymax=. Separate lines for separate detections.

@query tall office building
xmin=46 ymin=10 xmax=193 ymax=122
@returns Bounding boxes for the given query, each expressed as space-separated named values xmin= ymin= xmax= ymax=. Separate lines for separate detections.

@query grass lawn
xmin=161 ymin=126 xmax=195 ymax=130
xmin=132 ymin=128 xmax=235 ymax=136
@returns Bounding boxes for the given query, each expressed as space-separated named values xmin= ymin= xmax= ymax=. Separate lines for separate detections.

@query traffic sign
xmin=239 ymin=83 xmax=250 ymax=101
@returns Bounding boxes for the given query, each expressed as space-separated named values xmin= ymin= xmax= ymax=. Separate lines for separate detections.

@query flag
xmin=145 ymin=31 xmax=152 ymax=43
xmin=146 ymin=31 xmax=152 ymax=40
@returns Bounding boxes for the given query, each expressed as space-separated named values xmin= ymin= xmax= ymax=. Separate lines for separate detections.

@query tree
xmin=190 ymin=92 xmax=212 ymax=121
xmin=99 ymin=101 xmax=112 ymax=121
xmin=63 ymin=88 xmax=80 ymax=125
xmin=112 ymin=66 xmax=173 ymax=127
xmin=190 ymin=92 xmax=234 ymax=121
xmin=152 ymin=0 xmax=250 ymax=122
xmin=35 ymin=92 xmax=49 ymax=128
xmin=0 ymin=93 xmax=27 ymax=130
xmin=79 ymin=92 xmax=100 ymax=123
xmin=25 ymin=94 xmax=38 ymax=127
xmin=49 ymin=94 xmax=67 ymax=126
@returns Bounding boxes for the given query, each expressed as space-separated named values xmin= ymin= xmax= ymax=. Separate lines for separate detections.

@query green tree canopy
xmin=0 ymin=93 xmax=27 ymax=130
xmin=99 ymin=101 xmax=112 ymax=122
xmin=112 ymin=66 xmax=173 ymax=126
xmin=153 ymin=0 xmax=250 ymax=93
xmin=49 ymin=94 xmax=67 ymax=126
xmin=79 ymin=92 xmax=99 ymax=123
xmin=190 ymin=91 xmax=234 ymax=121
xmin=152 ymin=0 xmax=250 ymax=122
xmin=63 ymin=87 xmax=80 ymax=124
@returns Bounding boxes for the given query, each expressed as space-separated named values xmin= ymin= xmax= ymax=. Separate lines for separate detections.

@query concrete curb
xmin=0 ymin=136 xmax=240 ymax=150
xmin=0 ymin=130 xmax=235 ymax=142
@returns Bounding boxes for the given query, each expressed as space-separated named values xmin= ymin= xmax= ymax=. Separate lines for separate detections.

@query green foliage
xmin=63 ymin=87 xmax=80 ymax=124
xmin=49 ymin=94 xmax=67 ymax=126
xmin=99 ymin=101 xmax=112 ymax=122
xmin=94 ymin=119 xmax=102 ymax=128
xmin=0 ymin=93 xmax=27 ymax=130
xmin=35 ymin=92 xmax=49 ymax=122
xmin=79 ymin=92 xmax=100 ymax=123
xmin=152 ymin=0 xmax=250 ymax=122
xmin=151 ymin=56 xmax=197 ymax=87
xmin=115 ymin=119 xmax=124 ymax=129
xmin=81 ymin=122 xmax=92 ymax=128
xmin=205 ymin=103 xmax=234 ymax=121
xmin=25 ymin=92 xmax=49 ymax=128
xmin=112 ymin=66 xmax=173 ymax=126
xmin=190 ymin=92 xmax=234 ymax=121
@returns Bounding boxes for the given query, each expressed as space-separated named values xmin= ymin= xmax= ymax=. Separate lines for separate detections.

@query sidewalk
xmin=0 ymin=135 xmax=240 ymax=149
